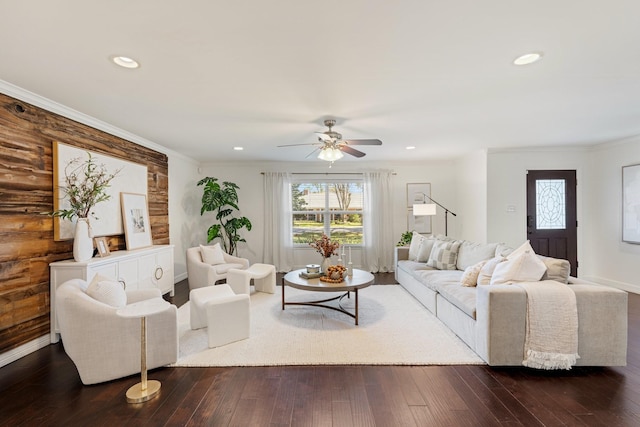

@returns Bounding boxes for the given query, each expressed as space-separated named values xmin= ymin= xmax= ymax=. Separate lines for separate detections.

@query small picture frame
xmin=94 ymin=237 xmax=110 ymax=257
xmin=121 ymin=192 xmax=153 ymax=250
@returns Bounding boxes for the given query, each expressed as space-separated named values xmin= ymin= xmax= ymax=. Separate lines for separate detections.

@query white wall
xmin=167 ymin=153 xmax=201 ymax=281
xmin=455 ymin=149 xmax=488 ymax=242
xmin=582 ymin=137 xmax=640 ymax=292
xmin=486 ymin=146 xmax=589 ymax=270
xmin=196 ymin=159 xmax=458 ymax=269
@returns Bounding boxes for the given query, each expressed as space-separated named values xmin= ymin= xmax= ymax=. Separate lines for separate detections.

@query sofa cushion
xmin=398 ymin=260 xmax=435 ymax=276
xmin=413 ymin=269 xmax=462 ymax=292
xmin=456 ymin=241 xmax=498 ymax=270
xmin=426 ymin=239 xmax=461 ymax=270
xmin=200 ymin=243 xmax=225 ymax=265
xmin=490 ymin=251 xmax=547 ymax=285
xmin=477 ymin=256 xmax=506 ymax=285
xmin=436 ymin=282 xmax=477 ymax=319
xmin=506 ymin=240 xmax=534 ymax=260
xmin=539 ymin=255 xmax=571 ymax=283
xmin=213 ymin=263 xmax=245 ymax=274
xmin=460 ymin=260 xmax=488 ymax=287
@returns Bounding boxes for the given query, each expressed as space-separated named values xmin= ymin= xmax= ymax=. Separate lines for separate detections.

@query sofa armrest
xmin=126 ymin=288 xmax=162 ymax=304
xmin=475 ymin=284 xmax=527 ymax=365
xmin=222 ymin=252 xmax=250 ymax=269
xmin=394 ymin=246 xmax=409 ymax=281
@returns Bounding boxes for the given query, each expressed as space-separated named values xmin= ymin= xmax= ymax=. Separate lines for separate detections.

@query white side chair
xmin=186 ymin=246 xmax=249 ymax=290
xmin=56 ymin=279 xmax=178 ymax=385
xmin=189 ymin=284 xmax=250 ymax=348
xmin=227 ymin=263 xmax=277 ymax=295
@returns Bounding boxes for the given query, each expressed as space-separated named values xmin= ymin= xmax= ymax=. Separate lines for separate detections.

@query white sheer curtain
xmin=362 ymin=171 xmax=395 ymax=272
xmin=263 ymin=172 xmax=293 ymax=271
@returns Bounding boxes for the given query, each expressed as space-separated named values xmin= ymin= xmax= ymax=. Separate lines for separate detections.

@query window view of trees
xmin=291 ymin=182 xmax=364 ymax=245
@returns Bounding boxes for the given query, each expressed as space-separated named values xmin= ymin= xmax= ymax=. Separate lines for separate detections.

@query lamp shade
xmin=318 ymin=147 xmax=344 ymax=162
xmin=413 ymin=203 xmax=437 ymax=216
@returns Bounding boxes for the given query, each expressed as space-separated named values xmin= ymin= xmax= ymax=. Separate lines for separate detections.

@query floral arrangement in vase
xmin=48 ymin=152 xmax=121 ymax=261
xmin=309 ymin=234 xmax=340 ymax=258
xmin=49 ymin=152 xmax=121 ymax=221
xmin=310 ymin=234 xmax=340 ymax=274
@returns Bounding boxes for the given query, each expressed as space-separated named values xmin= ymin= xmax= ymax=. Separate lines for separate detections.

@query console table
xmin=49 ymin=244 xmax=174 ymax=343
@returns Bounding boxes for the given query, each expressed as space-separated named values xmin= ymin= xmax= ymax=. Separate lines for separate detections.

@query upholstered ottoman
xmin=227 ymin=263 xmax=276 ymax=295
xmin=189 ymin=284 xmax=250 ymax=348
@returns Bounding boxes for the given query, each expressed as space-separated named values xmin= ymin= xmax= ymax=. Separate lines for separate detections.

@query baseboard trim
xmin=0 ymin=336 xmax=50 ymax=369
xmin=175 ymin=272 xmax=187 ymax=283
xmin=582 ymin=275 xmax=640 ymax=295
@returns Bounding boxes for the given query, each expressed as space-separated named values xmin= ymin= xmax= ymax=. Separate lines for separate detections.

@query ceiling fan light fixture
xmin=318 ymin=147 xmax=344 ymax=162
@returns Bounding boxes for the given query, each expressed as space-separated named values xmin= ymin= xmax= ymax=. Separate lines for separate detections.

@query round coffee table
xmin=282 ymin=268 xmax=374 ymax=325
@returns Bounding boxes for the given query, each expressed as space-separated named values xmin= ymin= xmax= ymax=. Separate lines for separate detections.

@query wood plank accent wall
xmin=0 ymin=92 xmax=169 ymax=354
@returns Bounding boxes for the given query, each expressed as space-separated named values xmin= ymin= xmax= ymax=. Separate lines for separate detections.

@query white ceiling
xmin=1 ymin=1 xmax=639 ymax=163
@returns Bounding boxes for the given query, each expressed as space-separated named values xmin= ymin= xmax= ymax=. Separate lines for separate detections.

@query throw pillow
xmin=490 ymin=250 xmax=547 ymax=285
xmin=506 ymin=240 xmax=535 ymax=260
xmin=200 ymin=243 xmax=226 ymax=265
xmin=538 ymin=255 xmax=571 ymax=283
xmin=456 ymin=241 xmax=498 ymax=270
xmin=460 ymin=259 xmax=488 ymax=287
xmin=426 ymin=239 xmax=461 ymax=270
xmin=408 ymin=232 xmax=425 ymax=261
xmin=86 ymin=277 xmax=126 ymax=308
xmin=416 ymin=236 xmax=436 ymax=262
xmin=477 ymin=256 xmax=506 ymax=285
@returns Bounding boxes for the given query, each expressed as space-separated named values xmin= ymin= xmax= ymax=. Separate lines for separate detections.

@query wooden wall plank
xmin=0 ymin=92 xmax=169 ymax=353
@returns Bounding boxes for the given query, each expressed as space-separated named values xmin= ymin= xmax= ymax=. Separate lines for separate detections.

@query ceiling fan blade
xmin=340 ymin=145 xmax=366 ymax=158
xmin=305 ymin=147 xmax=321 ymax=158
xmin=315 ymin=132 xmax=333 ymax=141
xmin=277 ymin=142 xmax=320 ymax=147
xmin=343 ymin=139 xmax=382 ymax=146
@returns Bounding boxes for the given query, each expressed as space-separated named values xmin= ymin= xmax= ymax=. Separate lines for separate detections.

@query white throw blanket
xmin=514 ymin=280 xmax=580 ymax=370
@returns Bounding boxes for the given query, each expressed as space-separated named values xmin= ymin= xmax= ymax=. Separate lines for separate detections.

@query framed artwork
xmin=622 ymin=164 xmax=640 ymax=244
xmin=406 ymin=183 xmax=431 ymax=207
xmin=94 ymin=237 xmax=110 ymax=257
xmin=407 ymin=211 xmax=431 ymax=234
xmin=121 ymin=192 xmax=152 ymax=250
xmin=53 ymin=141 xmax=148 ymax=241
xmin=407 ymin=183 xmax=432 ymax=234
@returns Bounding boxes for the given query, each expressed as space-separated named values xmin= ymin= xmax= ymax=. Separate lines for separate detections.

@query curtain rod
xmin=261 ymin=172 xmax=396 ymax=175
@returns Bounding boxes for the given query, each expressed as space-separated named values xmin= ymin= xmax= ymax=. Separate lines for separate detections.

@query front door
xmin=526 ymin=170 xmax=578 ymax=276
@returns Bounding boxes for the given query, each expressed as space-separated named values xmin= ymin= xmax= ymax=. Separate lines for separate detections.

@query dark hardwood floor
xmin=2 ymin=274 xmax=639 ymax=426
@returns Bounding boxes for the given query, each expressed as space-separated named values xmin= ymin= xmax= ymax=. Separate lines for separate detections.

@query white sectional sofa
xmin=394 ymin=234 xmax=628 ymax=367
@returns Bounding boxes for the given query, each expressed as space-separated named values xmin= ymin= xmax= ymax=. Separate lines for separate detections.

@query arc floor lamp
xmin=413 ymin=193 xmax=457 ymax=236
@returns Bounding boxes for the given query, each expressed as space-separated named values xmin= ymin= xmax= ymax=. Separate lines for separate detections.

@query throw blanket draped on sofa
xmin=515 ymin=280 xmax=579 ymax=370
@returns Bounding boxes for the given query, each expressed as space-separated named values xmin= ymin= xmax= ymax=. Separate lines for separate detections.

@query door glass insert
xmin=536 ymin=179 xmax=566 ymax=229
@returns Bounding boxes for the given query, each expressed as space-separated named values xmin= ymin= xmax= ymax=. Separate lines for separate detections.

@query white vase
xmin=73 ymin=218 xmax=93 ymax=262
xmin=321 ymin=257 xmax=331 ymax=274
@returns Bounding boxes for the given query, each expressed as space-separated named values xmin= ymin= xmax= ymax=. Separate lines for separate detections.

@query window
xmin=291 ymin=180 xmax=364 ymax=246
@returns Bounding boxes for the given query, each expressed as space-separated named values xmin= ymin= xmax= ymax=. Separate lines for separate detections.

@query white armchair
xmin=186 ymin=246 xmax=250 ymax=290
xmin=56 ymin=279 xmax=178 ymax=385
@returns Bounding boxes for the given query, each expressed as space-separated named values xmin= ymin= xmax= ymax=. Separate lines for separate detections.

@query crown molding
xmin=0 ymin=79 xmax=195 ymax=164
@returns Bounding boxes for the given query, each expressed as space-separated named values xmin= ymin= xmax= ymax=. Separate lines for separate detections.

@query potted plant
xmin=49 ymin=152 xmax=121 ymax=261
xmin=197 ymin=177 xmax=252 ymax=255
xmin=397 ymin=230 xmax=413 ymax=246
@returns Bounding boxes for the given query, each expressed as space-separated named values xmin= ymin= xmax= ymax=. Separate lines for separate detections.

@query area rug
xmin=173 ymin=285 xmax=484 ymax=367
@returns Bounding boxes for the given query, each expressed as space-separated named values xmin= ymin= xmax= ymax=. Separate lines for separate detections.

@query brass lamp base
xmin=126 ymin=380 xmax=161 ymax=403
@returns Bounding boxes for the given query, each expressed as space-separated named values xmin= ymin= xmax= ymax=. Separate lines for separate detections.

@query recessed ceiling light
xmin=513 ymin=52 xmax=543 ymax=66
xmin=406 ymin=146 xmax=416 ymax=150
xmin=110 ymin=55 xmax=140 ymax=69
xmin=233 ymin=147 xmax=244 ymax=151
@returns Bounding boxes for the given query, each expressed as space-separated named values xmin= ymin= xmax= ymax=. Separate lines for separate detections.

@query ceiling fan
xmin=278 ymin=119 xmax=382 ymax=161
